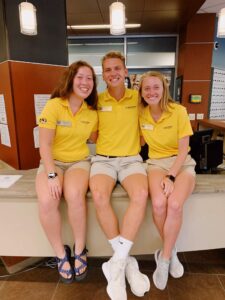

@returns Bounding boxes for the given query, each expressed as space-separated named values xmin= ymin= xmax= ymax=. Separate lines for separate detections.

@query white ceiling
xmin=198 ymin=0 xmax=225 ymax=14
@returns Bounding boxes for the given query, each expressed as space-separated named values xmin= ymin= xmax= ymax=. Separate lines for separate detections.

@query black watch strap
xmin=48 ymin=172 xmax=58 ymax=179
xmin=166 ymin=174 xmax=176 ymax=182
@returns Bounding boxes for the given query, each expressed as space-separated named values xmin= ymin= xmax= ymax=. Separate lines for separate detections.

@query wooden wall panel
xmin=178 ymin=13 xmax=216 ymax=130
xmin=10 ymin=61 xmax=66 ymax=169
xmin=183 ymin=44 xmax=213 ymax=80
xmin=0 ymin=61 xmax=19 ymax=169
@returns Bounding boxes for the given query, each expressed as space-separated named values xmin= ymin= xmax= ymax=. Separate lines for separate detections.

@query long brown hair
xmin=51 ymin=61 xmax=98 ymax=109
xmin=139 ymin=71 xmax=174 ymax=111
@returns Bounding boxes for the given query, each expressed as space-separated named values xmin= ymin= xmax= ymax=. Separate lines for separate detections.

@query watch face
xmin=48 ymin=172 xmax=57 ymax=179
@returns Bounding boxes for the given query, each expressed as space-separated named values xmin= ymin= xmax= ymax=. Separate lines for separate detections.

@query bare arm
xmin=39 ymin=127 xmax=56 ymax=174
xmin=161 ymin=136 xmax=190 ymax=197
xmin=88 ymin=131 xmax=98 ymax=143
xmin=168 ymin=135 xmax=190 ymax=177
xmin=140 ymin=136 xmax=146 ymax=146
xmin=39 ymin=127 xmax=62 ymax=200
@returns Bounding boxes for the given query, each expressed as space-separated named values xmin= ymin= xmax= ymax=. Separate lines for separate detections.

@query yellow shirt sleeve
xmin=38 ymin=99 xmax=58 ymax=129
xmin=177 ymin=106 xmax=193 ymax=139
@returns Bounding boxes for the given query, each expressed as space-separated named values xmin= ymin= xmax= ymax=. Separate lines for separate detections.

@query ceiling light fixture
xmin=110 ymin=1 xmax=126 ymax=35
xmin=67 ymin=24 xmax=141 ymax=30
xmin=18 ymin=1 xmax=37 ymax=35
xmin=217 ymin=8 xmax=225 ymax=38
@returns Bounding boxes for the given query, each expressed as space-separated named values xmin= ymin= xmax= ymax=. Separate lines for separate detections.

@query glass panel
xmin=127 ymin=37 xmax=177 ymax=68
xmin=68 ymin=38 xmax=124 ymax=69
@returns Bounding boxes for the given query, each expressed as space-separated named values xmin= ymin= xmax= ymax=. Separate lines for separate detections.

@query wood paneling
xmin=0 ymin=61 xmax=66 ymax=170
xmin=10 ymin=61 xmax=66 ymax=169
xmin=0 ymin=61 xmax=19 ymax=169
xmin=178 ymin=13 xmax=216 ymax=130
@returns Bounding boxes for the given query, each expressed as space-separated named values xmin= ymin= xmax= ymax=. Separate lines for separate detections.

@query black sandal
xmin=56 ymin=245 xmax=74 ymax=284
xmin=74 ymin=247 xmax=88 ymax=281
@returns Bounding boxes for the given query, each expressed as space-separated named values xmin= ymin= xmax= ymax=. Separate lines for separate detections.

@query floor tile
xmin=0 ymin=266 xmax=58 ymax=300
xmin=218 ymin=275 xmax=225 ymax=294
xmin=183 ymin=249 xmax=225 ymax=274
xmin=53 ymin=266 xmax=108 ymax=300
xmin=168 ymin=273 xmax=225 ymax=300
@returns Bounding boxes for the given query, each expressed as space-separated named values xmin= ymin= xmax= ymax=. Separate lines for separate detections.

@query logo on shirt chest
xmin=80 ymin=120 xmax=91 ymax=124
xmin=163 ymin=125 xmax=173 ymax=129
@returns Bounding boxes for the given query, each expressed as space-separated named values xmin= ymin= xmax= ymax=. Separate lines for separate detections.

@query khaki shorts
xmin=146 ymin=154 xmax=196 ymax=177
xmin=37 ymin=158 xmax=91 ymax=174
xmin=90 ymin=154 xmax=147 ymax=182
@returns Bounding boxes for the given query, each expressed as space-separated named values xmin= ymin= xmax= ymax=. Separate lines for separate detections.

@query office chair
xmin=189 ymin=129 xmax=223 ymax=173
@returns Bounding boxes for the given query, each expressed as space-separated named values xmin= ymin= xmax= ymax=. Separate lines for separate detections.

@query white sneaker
xmin=125 ymin=256 xmax=150 ymax=297
xmin=152 ymin=250 xmax=170 ymax=290
xmin=102 ymin=258 xmax=127 ymax=300
xmin=169 ymin=248 xmax=184 ymax=278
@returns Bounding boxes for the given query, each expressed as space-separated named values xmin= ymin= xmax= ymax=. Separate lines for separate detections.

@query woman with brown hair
xmin=36 ymin=61 xmax=98 ymax=283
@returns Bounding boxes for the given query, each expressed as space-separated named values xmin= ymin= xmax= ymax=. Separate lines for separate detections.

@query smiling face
xmin=141 ymin=76 xmax=164 ymax=107
xmin=72 ymin=66 xmax=94 ymax=99
xmin=102 ymin=58 xmax=128 ymax=89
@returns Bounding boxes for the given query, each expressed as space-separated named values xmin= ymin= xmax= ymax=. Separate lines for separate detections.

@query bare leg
xmin=162 ymin=172 xmax=195 ymax=259
xmin=63 ymin=168 xmax=89 ymax=273
xmin=36 ymin=168 xmax=64 ymax=257
xmin=89 ymin=174 xmax=118 ymax=239
xmin=36 ymin=169 xmax=72 ymax=279
xmin=148 ymin=169 xmax=168 ymax=238
xmin=120 ymin=174 xmax=148 ymax=241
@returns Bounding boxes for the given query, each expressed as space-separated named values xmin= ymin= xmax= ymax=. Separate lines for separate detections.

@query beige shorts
xmin=146 ymin=154 xmax=196 ymax=177
xmin=37 ymin=158 xmax=91 ymax=174
xmin=90 ymin=154 xmax=147 ymax=182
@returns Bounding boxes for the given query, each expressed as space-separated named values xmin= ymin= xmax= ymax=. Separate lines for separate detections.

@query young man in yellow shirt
xmin=90 ymin=52 xmax=150 ymax=300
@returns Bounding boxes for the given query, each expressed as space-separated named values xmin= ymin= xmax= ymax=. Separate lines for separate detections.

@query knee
xmin=167 ymin=198 xmax=182 ymax=216
xmin=130 ymin=188 xmax=148 ymax=209
xmin=65 ymin=189 xmax=86 ymax=208
xmin=152 ymin=196 xmax=167 ymax=216
xmin=38 ymin=196 xmax=60 ymax=215
xmin=91 ymin=189 xmax=110 ymax=210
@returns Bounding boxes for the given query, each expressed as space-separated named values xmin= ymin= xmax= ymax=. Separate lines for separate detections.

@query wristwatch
xmin=47 ymin=172 xmax=58 ymax=179
xmin=165 ymin=174 xmax=176 ymax=182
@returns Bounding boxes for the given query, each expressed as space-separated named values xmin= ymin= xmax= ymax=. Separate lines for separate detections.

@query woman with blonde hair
xmin=139 ymin=71 xmax=196 ymax=290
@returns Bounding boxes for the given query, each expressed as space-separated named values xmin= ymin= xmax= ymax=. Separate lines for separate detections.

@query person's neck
xmin=108 ymin=85 xmax=126 ymax=101
xmin=149 ymin=105 xmax=163 ymax=122
xmin=69 ymin=94 xmax=83 ymax=114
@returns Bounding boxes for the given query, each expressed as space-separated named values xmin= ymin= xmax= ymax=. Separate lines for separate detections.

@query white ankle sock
xmin=112 ymin=236 xmax=133 ymax=261
xmin=108 ymin=235 xmax=120 ymax=252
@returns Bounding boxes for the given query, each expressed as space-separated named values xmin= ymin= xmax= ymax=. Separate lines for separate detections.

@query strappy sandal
xmin=74 ymin=247 xmax=88 ymax=281
xmin=56 ymin=245 xmax=74 ymax=284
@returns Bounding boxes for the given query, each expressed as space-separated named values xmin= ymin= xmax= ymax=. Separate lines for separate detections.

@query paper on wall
xmin=33 ymin=126 xmax=39 ymax=148
xmin=0 ymin=124 xmax=11 ymax=147
xmin=0 ymin=94 xmax=7 ymax=124
xmin=34 ymin=94 xmax=50 ymax=124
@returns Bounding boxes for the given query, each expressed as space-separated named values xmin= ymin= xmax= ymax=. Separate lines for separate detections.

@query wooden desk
xmin=197 ymin=119 xmax=225 ymax=154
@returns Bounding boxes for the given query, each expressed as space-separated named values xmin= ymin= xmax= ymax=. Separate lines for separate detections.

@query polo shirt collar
xmin=59 ymin=98 xmax=88 ymax=111
xmin=104 ymin=88 xmax=133 ymax=102
xmin=147 ymin=106 xmax=172 ymax=123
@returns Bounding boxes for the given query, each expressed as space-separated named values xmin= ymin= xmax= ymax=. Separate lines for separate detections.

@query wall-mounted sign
xmin=189 ymin=94 xmax=202 ymax=104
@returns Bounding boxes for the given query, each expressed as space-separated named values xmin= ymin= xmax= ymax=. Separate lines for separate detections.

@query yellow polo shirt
xmin=38 ymin=98 xmax=98 ymax=162
xmin=96 ymin=89 xmax=140 ymax=156
xmin=139 ymin=102 xmax=193 ymax=159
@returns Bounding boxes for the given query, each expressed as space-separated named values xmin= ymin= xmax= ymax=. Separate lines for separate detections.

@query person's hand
xmin=47 ymin=177 xmax=62 ymax=201
xmin=161 ymin=176 xmax=174 ymax=197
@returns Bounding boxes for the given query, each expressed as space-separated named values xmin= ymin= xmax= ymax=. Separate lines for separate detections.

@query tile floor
xmin=0 ymin=249 xmax=225 ymax=300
